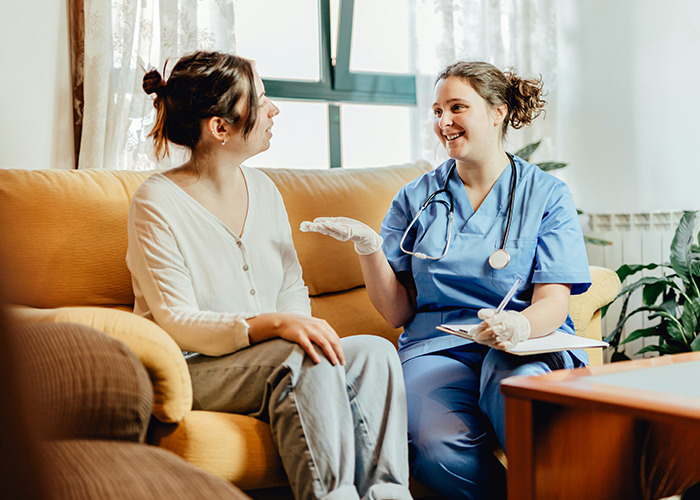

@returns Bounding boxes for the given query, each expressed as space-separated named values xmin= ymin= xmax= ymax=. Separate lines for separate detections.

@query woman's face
xmin=432 ymin=76 xmax=504 ymax=163
xmin=244 ymin=69 xmax=280 ymax=156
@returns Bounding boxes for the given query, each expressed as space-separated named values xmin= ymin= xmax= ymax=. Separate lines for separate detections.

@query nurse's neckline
xmin=452 ymin=154 xmax=512 ymax=212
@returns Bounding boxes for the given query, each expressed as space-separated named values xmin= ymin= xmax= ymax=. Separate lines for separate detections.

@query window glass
xmin=234 ymin=0 xmax=320 ymax=81
xmin=244 ymin=100 xmax=330 ymax=169
xmin=349 ymin=0 xmax=413 ymax=75
xmin=340 ymin=104 xmax=415 ymax=168
xmin=330 ymin=0 xmax=339 ymax=65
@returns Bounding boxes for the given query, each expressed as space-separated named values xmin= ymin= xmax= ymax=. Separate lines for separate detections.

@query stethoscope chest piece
xmin=489 ymin=248 xmax=510 ymax=270
xmin=400 ymin=154 xmax=517 ymax=266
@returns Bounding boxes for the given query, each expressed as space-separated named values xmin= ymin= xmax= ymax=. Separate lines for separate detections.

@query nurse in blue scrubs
xmin=301 ymin=61 xmax=591 ymax=500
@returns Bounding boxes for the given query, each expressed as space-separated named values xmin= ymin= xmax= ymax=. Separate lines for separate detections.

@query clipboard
xmin=437 ymin=324 xmax=609 ymax=356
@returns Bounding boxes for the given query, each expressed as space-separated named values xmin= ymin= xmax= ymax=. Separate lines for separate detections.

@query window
xmin=234 ymin=0 xmax=417 ymax=168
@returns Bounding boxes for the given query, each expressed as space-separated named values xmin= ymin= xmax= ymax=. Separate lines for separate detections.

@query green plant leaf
xmin=584 ymin=235 xmax=612 ymax=246
xmin=615 ymin=263 xmax=668 ymax=283
xmin=604 ymin=302 xmax=668 ymax=345
xmin=514 ymin=141 xmax=541 ymax=161
xmin=619 ymin=325 xmax=660 ymax=345
xmin=690 ymin=334 xmax=700 ymax=351
xmin=665 ymin=320 xmax=686 ymax=343
xmin=634 ymin=344 xmax=671 ymax=356
xmin=536 ymin=161 xmax=567 ymax=172
xmin=642 ymin=281 xmax=668 ymax=305
xmin=610 ymin=350 xmax=632 ymax=362
xmin=669 ymin=211 xmax=698 ymax=281
xmin=680 ymin=299 xmax=700 ymax=343
xmin=691 ymin=261 xmax=700 ymax=278
xmin=618 ymin=275 xmax=680 ymax=297
xmin=604 ymin=293 xmax=632 ymax=344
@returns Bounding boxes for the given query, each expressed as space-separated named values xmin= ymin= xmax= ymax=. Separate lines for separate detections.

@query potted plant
xmin=603 ymin=210 xmax=700 ymax=361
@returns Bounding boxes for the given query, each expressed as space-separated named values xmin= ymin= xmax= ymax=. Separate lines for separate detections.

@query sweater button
xmin=237 ymin=241 xmax=242 ymax=247
xmin=249 ymin=289 xmax=256 ymax=295
xmin=243 ymin=264 xmax=249 ymax=271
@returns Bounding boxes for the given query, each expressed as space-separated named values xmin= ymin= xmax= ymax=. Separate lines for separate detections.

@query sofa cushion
xmin=149 ymin=410 xmax=288 ymax=490
xmin=261 ymin=162 xmax=432 ymax=296
xmin=0 ymin=169 xmax=150 ymax=308
xmin=15 ymin=322 xmax=153 ymax=442
xmin=309 ymin=287 xmax=401 ymax=345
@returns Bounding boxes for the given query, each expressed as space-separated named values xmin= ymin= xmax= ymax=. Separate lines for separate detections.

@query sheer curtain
xmin=78 ymin=0 xmax=236 ymax=170
xmin=413 ymin=0 xmax=559 ymax=165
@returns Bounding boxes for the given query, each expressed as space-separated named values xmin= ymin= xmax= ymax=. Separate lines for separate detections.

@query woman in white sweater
xmin=126 ymin=51 xmax=411 ymax=500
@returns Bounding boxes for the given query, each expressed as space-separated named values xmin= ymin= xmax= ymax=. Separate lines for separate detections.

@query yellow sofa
xmin=0 ymin=164 xmax=620 ymax=496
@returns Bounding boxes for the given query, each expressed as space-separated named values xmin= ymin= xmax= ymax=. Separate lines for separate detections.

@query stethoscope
xmin=399 ymin=153 xmax=517 ymax=269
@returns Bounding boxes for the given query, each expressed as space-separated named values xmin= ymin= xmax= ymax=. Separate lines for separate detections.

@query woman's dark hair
xmin=436 ymin=61 xmax=546 ymax=139
xmin=142 ymin=51 xmax=257 ymax=160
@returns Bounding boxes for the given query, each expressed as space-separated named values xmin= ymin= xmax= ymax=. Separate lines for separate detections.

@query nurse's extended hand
xmin=300 ymin=217 xmax=383 ymax=255
xmin=471 ymin=309 xmax=531 ymax=350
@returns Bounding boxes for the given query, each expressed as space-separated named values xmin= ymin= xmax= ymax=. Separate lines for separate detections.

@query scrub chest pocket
xmin=490 ymin=237 xmax=537 ymax=295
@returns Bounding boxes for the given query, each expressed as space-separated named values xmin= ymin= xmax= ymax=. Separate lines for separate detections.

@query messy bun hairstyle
xmin=436 ymin=61 xmax=546 ymax=140
xmin=143 ymin=51 xmax=257 ymax=160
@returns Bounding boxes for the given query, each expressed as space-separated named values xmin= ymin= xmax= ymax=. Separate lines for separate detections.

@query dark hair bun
xmin=142 ymin=69 xmax=165 ymax=96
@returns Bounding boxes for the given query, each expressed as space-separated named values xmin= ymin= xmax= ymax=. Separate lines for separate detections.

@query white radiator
xmin=584 ymin=211 xmax=684 ymax=361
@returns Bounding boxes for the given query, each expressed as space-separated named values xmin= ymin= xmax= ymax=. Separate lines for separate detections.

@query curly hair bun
xmin=142 ymin=69 xmax=166 ymax=96
xmin=503 ymin=71 xmax=546 ymax=130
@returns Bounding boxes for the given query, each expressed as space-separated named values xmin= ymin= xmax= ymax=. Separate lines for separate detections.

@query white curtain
xmin=79 ymin=0 xmax=236 ymax=170
xmin=413 ymin=0 xmax=559 ymax=165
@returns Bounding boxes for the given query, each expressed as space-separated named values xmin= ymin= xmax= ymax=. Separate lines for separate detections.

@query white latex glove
xmin=470 ymin=309 xmax=531 ymax=350
xmin=300 ymin=217 xmax=383 ymax=256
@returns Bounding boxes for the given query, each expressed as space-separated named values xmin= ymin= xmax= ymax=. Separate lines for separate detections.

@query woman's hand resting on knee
xmin=246 ymin=313 xmax=346 ymax=365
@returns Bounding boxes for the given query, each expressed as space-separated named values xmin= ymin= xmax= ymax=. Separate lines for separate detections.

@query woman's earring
xmin=222 ymin=139 xmax=226 ymax=146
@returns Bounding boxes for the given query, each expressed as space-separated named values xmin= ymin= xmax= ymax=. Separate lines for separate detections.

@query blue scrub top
xmin=381 ymin=155 xmax=591 ymax=364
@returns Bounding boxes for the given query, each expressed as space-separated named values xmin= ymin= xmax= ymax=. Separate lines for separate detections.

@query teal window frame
xmin=262 ymin=0 xmax=416 ymax=167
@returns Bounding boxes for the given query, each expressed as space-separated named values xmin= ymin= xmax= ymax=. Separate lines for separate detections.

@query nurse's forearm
xmin=521 ymin=283 xmax=571 ymax=338
xmin=358 ymin=250 xmax=416 ymax=328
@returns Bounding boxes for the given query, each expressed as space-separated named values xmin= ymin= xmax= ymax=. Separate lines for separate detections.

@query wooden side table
xmin=501 ymin=352 xmax=700 ymax=500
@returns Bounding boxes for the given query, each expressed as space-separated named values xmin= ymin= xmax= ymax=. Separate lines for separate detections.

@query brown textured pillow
xmin=14 ymin=322 xmax=153 ymax=443
xmin=40 ymin=440 xmax=249 ymax=499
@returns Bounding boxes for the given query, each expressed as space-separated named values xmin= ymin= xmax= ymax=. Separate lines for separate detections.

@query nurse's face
xmin=432 ymin=76 xmax=504 ymax=162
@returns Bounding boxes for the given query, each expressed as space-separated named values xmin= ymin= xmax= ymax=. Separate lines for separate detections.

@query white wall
xmin=0 ymin=0 xmax=73 ymax=169
xmin=556 ymin=0 xmax=700 ymax=213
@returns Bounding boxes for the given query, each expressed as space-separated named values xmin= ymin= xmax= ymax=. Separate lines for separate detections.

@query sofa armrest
xmin=569 ymin=266 xmax=622 ymax=339
xmin=8 ymin=305 xmax=192 ymax=423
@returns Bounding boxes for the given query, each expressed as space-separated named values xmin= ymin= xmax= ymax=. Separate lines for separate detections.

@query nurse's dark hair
xmin=142 ymin=51 xmax=258 ymax=160
xmin=436 ymin=61 xmax=546 ymax=139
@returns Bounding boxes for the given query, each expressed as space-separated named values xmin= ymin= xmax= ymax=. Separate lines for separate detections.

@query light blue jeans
xmin=402 ymin=343 xmax=580 ymax=500
xmin=187 ymin=336 xmax=412 ymax=500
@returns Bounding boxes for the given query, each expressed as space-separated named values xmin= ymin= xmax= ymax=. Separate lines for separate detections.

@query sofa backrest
xmin=264 ymin=163 xmax=432 ymax=296
xmin=0 ymin=169 xmax=151 ymax=308
xmin=0 ymin=163 xmax=432 ymax=312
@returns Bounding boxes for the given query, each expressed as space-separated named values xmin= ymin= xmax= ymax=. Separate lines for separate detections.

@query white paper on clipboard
xmin=436 ymin=324 xmax=608 ymax=356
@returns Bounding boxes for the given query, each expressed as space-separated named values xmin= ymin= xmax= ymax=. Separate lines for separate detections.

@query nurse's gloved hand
xmin=300 ymin=217 xmax=383 ymax=255
xmin=471 ymin=309 xmax=531 ymax=350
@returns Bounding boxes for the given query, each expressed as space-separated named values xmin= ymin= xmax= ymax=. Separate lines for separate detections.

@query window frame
xmin=262 ymin=0 xmax=416 ymax=167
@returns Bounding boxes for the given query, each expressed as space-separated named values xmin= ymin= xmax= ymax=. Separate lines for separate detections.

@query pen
xmin=495 ymin=278 xmax=522 ymax=314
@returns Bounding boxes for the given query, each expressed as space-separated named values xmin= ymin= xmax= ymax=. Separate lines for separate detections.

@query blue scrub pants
xmin=402 ymin=343 xmax=580 ymax=500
